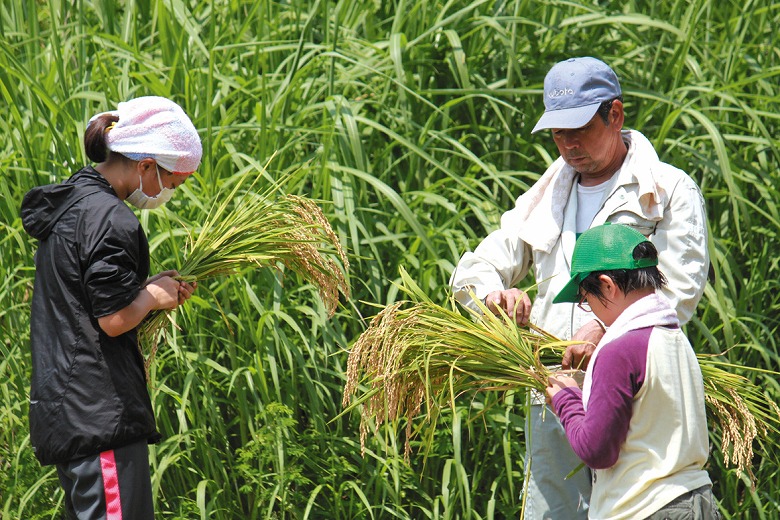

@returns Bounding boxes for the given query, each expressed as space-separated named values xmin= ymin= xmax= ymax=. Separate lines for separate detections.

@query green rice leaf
xmin=343 ymin=268 xmax=780 ymax=488
xmin=140 ymin=158 xmax=350 ymax=369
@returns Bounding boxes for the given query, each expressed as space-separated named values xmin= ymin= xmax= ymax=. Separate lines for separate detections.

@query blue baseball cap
xmin=532 ymin=57 xmax=622 ymax=134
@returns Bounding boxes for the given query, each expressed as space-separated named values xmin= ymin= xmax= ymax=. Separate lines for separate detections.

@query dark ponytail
xmin=84 ymin=113 xmax=119 ymax=163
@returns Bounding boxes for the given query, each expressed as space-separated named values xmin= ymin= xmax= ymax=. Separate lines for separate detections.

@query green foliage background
xmin=1 ymin=0 xmax=779 ymax=518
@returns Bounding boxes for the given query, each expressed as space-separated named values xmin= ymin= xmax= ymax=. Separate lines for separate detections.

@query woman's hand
xmin=98 ymin=271 xmax=198 ymax=337
xmin=176 ymin=277 xmax=197 ymax=306
xmin=142 ymin=269 xmax=178 ymax=287
xmin=144 ymin=270 xmax=197 ymax=310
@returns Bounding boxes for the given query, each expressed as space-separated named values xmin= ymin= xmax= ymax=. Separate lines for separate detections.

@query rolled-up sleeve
xmin=449 ymin=225 xmax=533 ymax=312
xmin=83 ymin=210 xmax=145 ymax=318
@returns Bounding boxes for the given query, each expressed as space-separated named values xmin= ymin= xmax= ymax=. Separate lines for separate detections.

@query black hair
xmin=84 ymin=113 xmax=120 ymax=163
xmin=578 ymin=240 xmax=667 ymax=305
xmin=596 ymin=95 xmax=623 ymax=125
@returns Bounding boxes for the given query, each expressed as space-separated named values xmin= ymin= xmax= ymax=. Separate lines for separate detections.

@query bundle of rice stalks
xmin=699 ymin=358 xmax=780 ymax=487
xmin=342 ymin=268 xmax=780 ymax=487
xmin=140 ymin=163 xmax=350 ymax=367
xmin=342 ymin=267 xmax=573 ymax=458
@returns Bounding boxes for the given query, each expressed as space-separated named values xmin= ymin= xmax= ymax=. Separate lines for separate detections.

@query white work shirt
xmin=450 ymin=129 xmax=709 ymax=340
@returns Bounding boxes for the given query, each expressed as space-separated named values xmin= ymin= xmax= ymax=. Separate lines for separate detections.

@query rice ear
xmin=343 ymin=268 xmax=780 ymax=488
xmin=342 ymin=267 xmax=568 ymax=456
xmin=699 ymin=356 xmax=780 ymax=490
xmin=139 ymin=160 xmax=350 ymax=370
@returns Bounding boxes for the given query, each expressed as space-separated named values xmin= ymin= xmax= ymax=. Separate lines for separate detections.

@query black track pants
xmin=56 ymin=440 xmax=154 ymax=520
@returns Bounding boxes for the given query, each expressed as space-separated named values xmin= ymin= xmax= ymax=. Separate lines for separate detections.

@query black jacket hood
xmin=21 ymin=166 xmax=115 ymax=240
xmin=23 ymin=165 xmax=158 ymax=465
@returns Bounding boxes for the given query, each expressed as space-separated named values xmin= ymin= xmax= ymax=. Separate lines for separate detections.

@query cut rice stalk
xmin=140 ymin=160 xmax=350 ymax=369
xmin=342 ymin=267 xmax=572 ymax=458
xmin=342 ymin=268 xmax=780 ymax=488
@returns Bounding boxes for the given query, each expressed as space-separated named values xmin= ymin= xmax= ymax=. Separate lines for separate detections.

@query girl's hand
xmin=545 ymin=374 xmax=580 ymax=412
xmin=562 ymin=319 xmax=605 ymax=370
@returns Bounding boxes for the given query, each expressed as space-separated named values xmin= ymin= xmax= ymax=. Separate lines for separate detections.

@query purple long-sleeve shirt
xmin=552 ymin=327 xmax=655 ymax=469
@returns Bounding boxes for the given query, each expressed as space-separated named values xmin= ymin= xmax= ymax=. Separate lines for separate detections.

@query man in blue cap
xmin=450 ymin=57 xmax=710 ymax=518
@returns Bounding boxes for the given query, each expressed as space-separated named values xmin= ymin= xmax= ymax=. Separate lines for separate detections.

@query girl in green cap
xmin=547 ymin=223 xmax=719 ymax=519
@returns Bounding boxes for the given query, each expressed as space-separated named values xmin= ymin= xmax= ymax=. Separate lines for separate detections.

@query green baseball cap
xmin=553 ymin=223 xmax=658 ymax=304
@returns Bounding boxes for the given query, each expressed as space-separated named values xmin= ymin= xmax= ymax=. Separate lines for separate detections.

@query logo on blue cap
xmin=532 ymin=57 xmax=622 ymax=134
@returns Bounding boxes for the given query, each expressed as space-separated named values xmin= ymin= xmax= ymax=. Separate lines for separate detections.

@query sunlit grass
xmin=1 ymin=0 xmax=779 ymax=518
xmin=343 ymin=269 xmax=780 ymax=491
xmin=139 ymin=163 xmax=350 ymax=372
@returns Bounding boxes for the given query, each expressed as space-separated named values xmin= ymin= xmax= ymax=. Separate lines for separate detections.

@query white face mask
xmin=125 ymin=164 xmax=175 ymax=210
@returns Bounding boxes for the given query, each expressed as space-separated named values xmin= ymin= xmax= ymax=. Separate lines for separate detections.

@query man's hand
xmin=562 ymin=319 xmax=605 ymax=370
xmin=483 ymin=288 xmax=531 ymax=326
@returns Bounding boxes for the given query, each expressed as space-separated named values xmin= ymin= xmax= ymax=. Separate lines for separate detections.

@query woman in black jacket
xmin=21 ymin=96 xmax=201 ymax=519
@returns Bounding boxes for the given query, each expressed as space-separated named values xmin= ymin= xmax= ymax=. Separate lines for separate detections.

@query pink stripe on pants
xmin=100 ymin=450 xmax=124 ymax=519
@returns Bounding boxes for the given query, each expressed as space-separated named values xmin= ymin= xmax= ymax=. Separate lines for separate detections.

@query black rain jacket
xmin=21 ymin=166 xmax=160 ymax=465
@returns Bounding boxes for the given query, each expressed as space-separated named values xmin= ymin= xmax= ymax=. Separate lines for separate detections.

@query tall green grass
xmin=1 ymin=0 xmax=779 ymax=518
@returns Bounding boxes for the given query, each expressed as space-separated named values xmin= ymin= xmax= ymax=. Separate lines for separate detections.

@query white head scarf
xmin=90 ymin=96 xmax=202 ymax=175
